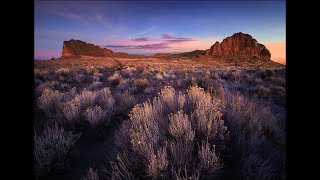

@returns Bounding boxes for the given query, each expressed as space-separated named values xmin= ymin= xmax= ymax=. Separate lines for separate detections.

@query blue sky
xmin=34 ymin=0 xmax=285 ymax=63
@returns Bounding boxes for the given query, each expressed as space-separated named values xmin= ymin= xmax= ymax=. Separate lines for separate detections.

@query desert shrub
xmin=90 ymin=81 xmax=103 ymax=90
xmin=55 ymin=68 xmax=70 ymax=75
xmin=38 ymin=88 xmax=64 ymax=117
xmin=114 ymin=120 xmax=132 ymax=151
xmin=265 ymin=69 xmax=274 ymax=77
xmin=81 ymin=168 xmax=99 ymax=180
xmin=248 ymin=75 xmax=263 ymax=85
xmin=168 ymin=111 xmax=194 ymax=141
xmin=85 ymin=66 xmax=97 ymax=74
xmin=62 ymin=87 xmax=115 ymax=128
xmin=207 ymin=82 xmax=225 ymax=104
xmin=240 ymin=73 xmax=254 ymax=84
xmin=270 ymin=76 xmax=285 ymax=87
xmin=220 ymin=71 xmax=236 ymax=82
xmin=74 ymin=72 xmax=86 ymax=83
xmin=84 ymin=106 xmax=107 ymax=127
xmin=147 ymin=145 xmax=169 ymax=177
xmin=108 ymin=71 xmax=122 ymax=86
xmin=57 ymin=83 xmax=72 ymax=92
xmin=110 ymin=151 xmax=135 ymax=180
xmin=270 ymin=86 xmax=285 ymax=96
xmin=117 ymin=78 xmax=131 ymax=91
xmin=142 ymin=69 xmax=153 ymax=78
xmin=198 ymin=140 xmax=223 ymax=176
xmin=63 ymin=96 xmax=81 ymax=123
xmin=135 ymin=66 xmax=145 ymax=74
xmin=249 ymin=86 xmax=271 ymax=99
xmin=144 ymin=86 xmax=156 ymax=95
xmin=187 ymin=86 xmax=228 ymax=145
xmin=110 ymin=86 xmax=228 ymax=179
xmin=224 ymin=92 xmax=282 ymax=179
xmin=209 ymin=71 xmax=219 ymax=81
xmin=171 ymin=165 xmax=200 ymax=180
xmin=80 ymin=87 xmax=115 ymax=127
xmin=133 ymin=78 xmax=149 ymax=93
xmin=121 ymin=66 xmax=136 ymax=78
xmin=36 ymin=81 xmax=60 ymax=95
xmin=176 ymin=79 xmax=185 ymax=90
xmin=257 ymin=69 xmax=274 ymax=80
xmin=34 ymin=69 xmax=49 ymax=77
xmin=92 ymin=75 xmax=100 ymax=82
xmin=34 ymin=123 xmax=81 ymax=176
xmin=79 ymin=88 xmax=97 ymax=109
xmin=96 ymin=87 xmax=115 ymax=114
xmin=61 ymin=87 xmax=78 ymax=102
xmin=163 ymin=71 xmax=176 ymax=79
xmin=241 ymin=154 xmax=275 ymax=180
xmin=116 ymin=91 xmax=136 ymax=113
xmin=155 ymin=73 xmax=164 ymax=80
xmin=270 ymin=86 xmax=286 ymax=105
xmin=34 ymin=78 xmax=43 ymax=87
xmin=225 ymin=93 xmax=276 ymax=150
xmin=93 ymin=71 xmax=103 ymax=77
xmin=160 ymin=86 xmax=179 ymax=113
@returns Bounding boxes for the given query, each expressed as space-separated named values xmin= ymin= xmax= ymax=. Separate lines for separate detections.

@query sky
xmin=34 ymin=0 xmax=286 ymax=64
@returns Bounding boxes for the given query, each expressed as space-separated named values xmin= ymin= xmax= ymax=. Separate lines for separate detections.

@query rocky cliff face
xmin=61 ymin=39 xmax=115 ymax=58
xmin=206 ymin=32 xmax=271 ymax=61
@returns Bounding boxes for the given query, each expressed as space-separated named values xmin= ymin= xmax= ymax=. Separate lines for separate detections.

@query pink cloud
xmin=132 ymin=37 xmax=149 ymax=42
xmin=162 ymin=34 xmax=174 ymax=39
xmin=104 ymin=34 xmax=198 ymax=51
xmin=105 ymin=43 xmax=169 ymax=50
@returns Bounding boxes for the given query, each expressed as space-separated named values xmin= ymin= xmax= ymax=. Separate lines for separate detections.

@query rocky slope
xmin=62 ymin=39 xmax=118 ymax=58
xmin=205 ymin=32 xmax=271 ymax=61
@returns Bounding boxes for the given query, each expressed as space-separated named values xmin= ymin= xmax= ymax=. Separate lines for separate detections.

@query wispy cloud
xmin=52 ymin=10 xmax=89 ymax=24
xmin=104 ymin=34 xmax=196 ymax=51
xmin=167 ymin=37 xmax=195 ymax=43
xmin=132 ymin=37 xmax=149 ymax=42
xmin=134 ymin=26 xmax=156 ymax=36
xmin=35 ymin=28 xmax=81 ymax=40
xmin=161 ymin=34 xmax=174 ymax=39
xmin=52 ymin=9 xmax=113 ymax=29
xmin=105 ymin=43 xmax=168 ymax=50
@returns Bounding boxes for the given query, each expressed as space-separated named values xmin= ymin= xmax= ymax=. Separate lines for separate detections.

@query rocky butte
xmin=205 ymin=32 xmax=271 ymax=61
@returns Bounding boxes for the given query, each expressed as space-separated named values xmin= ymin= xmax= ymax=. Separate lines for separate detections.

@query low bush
xmin=224 ymin=92 xmax=282 ymax=179
xmin=38 ymin=88 xmax=64 ymax=117
xmin=110 ymin=86 xmax=228 ymax=179
xmin=84 ymin=106 xmax=107 ymax=127
xmin=81 ymin=168 xmax=99 ymax=180
xmin=34 ymin=123 xmax=81 ymax=176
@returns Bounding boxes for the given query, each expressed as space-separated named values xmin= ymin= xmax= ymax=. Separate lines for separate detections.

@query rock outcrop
xmin=206 ymin=32 xmax=271 ymax=61
xmin=62 ymin=39 xmax=115 ymax=58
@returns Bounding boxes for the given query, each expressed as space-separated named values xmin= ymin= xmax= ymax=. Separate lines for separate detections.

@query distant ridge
xmin=61 ymin=32 xmax=272 ymax=63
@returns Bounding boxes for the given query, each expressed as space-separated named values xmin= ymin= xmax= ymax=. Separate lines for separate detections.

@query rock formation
xmin=206 ymin=32 xmax=271 ymax=61
xmin=61 ymin=39 xmax=115 ymax=58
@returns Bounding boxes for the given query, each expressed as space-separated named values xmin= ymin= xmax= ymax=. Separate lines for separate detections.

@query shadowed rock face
xmin=62 ymin=39 xmax=116 ymax=58
xmin=207 ymin=32 xmax=271 ymax=61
